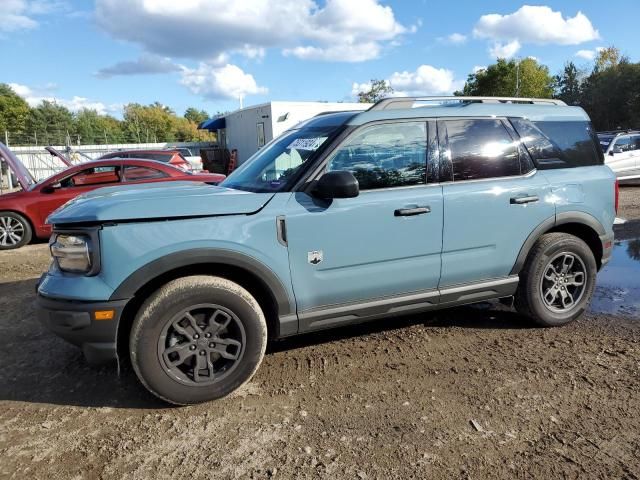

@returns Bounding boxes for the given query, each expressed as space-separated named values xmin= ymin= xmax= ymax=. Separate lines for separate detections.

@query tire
xmin=514 ymin=232 xmax=597 ymax=327
xmin=129 ymin=275 xmax=267 ymax=405
xmin=0 ymin=211 xmax=32 ymax=250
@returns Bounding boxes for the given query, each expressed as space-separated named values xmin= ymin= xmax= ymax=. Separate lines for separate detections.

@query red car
xmin=98 ymin=149 xmax=194 ymax=171
xmin=0 ymin=143 xmax=225 ymax=250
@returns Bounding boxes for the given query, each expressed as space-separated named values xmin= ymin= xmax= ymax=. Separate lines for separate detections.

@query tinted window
xmin=598 ymin=135 xmax=614 ymax=151
xmin=123 ymin=165 xmax=168 ymax=181
xmin=633 ymin=135 xmax=640 ymax=150
xmin=327 ymin=122 xmax=427 ymax=190
xmin=443 ymin=119 xmax=520 ymax=181
xmin=511 ymin=119 xmax=603 ymax=168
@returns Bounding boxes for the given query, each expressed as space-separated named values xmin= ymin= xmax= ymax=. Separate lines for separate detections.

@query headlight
xmin=50 ymin=234 xmax=92 ymax=273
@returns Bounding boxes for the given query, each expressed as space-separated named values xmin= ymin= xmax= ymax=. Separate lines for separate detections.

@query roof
xmin=349 ymin=102 xmax=590 ymax=126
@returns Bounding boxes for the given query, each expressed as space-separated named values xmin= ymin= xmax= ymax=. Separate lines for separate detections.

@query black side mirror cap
xmin=313 ymin=171 xmax=359 ymax=199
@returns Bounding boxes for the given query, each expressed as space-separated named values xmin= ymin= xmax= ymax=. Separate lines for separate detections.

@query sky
xmin=2 ymin=0 xmax=639 ymax=119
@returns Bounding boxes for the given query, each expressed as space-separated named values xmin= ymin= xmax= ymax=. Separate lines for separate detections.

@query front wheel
xmin=0 ymin=211 xmax=32 ymax=250
xmin=130 ymin=275 xmax=267 ymax=405
xmin=514 ymin=233 xmax=597 ymax=327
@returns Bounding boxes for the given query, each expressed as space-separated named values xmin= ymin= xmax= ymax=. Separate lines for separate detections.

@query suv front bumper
xmin=36 ymin=293 xmax=128 ymax=364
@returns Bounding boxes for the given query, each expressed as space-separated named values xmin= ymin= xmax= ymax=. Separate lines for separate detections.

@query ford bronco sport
xmin=36 ymin=96 xmax=617 ymax=405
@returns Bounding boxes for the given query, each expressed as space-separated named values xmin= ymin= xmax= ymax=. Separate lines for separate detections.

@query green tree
xmin=594 ymin=46 xmax=622 ymax=72
xmin=458 ymin=58 xmax=554 ymax=98
xmin=0 ymin=84 xmax=31 ymax=142
xmin=26 ymin=100 xmax=74 ymax=145
xmin=554 ymin=62 xmax=582 ymax=105
xmin=356 ymin=79 xmax=394 ymax=103
xmin=184 ymin=107 xmax=209 ymax=125
xmin=122 ymin=102 xmax=178 ymax=142
xmin=73 ymin=109 xmax=124 ymax=144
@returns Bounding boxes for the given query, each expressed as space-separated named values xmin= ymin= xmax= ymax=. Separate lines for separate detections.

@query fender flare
xmin=510 ymin=211 xmax=606 ymax=275
xmin=109 ymin=248 xmax=294 ymax=317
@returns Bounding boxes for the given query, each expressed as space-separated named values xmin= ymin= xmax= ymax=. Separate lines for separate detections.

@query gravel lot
xmin=1 ymin=188 xmax=639 ymax=479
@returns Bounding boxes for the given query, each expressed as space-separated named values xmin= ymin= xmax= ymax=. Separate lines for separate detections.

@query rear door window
xmin=440 ymin=119 xmax=521 ymax=181
xmin=510 ymin=119 xmax=603 ymax=168
xmin=123 ymin=165 xmax=169 ymax=181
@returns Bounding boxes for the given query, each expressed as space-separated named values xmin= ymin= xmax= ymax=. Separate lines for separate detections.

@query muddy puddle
xmin=591 ymin=238 xmax=640 ymax=317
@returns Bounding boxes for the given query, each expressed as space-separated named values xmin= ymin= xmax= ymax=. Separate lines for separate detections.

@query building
xmin=199 ymin=101 xmax=370 ymax=166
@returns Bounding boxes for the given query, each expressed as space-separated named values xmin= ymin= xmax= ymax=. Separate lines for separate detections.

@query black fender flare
xmin=109 ymin=248 xmax=294 ymax=317
xmin=510 ymin=211 xmax=606 ymax=275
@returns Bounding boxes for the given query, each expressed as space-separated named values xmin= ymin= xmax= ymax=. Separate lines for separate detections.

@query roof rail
xmin=369 ymin=96 xmax=567 ymax=111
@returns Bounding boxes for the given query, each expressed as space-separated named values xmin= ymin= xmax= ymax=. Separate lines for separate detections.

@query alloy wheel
xmin=0 ymin=216 xmax=25 ymax=247
xmin=157 ymin=303 xmax=246 ymax=386
xmin=539 ymin=252 xmax=587 ymax=313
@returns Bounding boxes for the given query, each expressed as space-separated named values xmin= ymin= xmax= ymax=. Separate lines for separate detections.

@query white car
xmin=599 ymin=130 xmax=640 ymax=181
xmin=169 ymin=147 xmax=203 ymax=172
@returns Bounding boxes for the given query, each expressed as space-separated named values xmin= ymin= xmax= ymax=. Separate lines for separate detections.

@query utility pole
xmin=4 ymin=130 xmax=9 ymax=147
xmin=515 ymin=58 xmax=521 ymax=97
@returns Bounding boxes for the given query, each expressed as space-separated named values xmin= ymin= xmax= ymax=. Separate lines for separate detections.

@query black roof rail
xmin=369 ymin=96 xmax=567 ymax=111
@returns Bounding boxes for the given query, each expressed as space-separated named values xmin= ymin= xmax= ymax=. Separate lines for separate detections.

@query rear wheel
xmin=514 ymin=233 xmax=597 ymax=327
xmin=0 ymin=211 xmax=32 ymax=250
xmin=130 ymin=275 xmax=267 ymax=405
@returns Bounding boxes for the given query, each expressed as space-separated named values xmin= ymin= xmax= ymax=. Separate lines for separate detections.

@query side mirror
xmin=313 ymin=171 xmax=359 ymax=199
xmin=41 ymin=183 xmax=60 ymax=194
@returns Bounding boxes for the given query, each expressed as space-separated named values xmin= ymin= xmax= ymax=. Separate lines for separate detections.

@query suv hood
xmin=47 ymin=182 xmax=275 ymax=225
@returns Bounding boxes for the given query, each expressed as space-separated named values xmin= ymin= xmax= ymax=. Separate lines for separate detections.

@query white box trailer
xmin=206 ymin=101 xmax=370 ymax=166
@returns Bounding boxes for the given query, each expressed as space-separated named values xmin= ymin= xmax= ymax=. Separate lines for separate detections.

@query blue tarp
xmin=198 ymin=117 xmax=226 ymax=131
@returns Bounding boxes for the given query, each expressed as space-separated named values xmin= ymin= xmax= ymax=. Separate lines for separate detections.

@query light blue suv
xmin=37 ymin=96 xmax=618 ymax=404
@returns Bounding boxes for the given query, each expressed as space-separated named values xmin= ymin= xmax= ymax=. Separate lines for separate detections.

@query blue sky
xmin=2 ymin=0 xmax=638 ymax=118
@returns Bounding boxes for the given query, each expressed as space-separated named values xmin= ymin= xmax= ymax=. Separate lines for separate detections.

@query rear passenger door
xmin=438 ymin=118 xmax=555 ymax=287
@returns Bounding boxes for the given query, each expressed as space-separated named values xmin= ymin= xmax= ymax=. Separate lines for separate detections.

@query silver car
xmin=599 ymin=130 xmax=640 ymax=181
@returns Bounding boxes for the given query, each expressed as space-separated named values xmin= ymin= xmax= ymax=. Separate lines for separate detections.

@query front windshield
xmin=598 ymin=135 xmax=614 ymax=151
xmin=220 ymin=126 xmax=340 ymax=193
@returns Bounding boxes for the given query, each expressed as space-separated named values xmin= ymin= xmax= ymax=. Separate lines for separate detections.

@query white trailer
xmin=202 ymin=101 xmax=370 ymax=166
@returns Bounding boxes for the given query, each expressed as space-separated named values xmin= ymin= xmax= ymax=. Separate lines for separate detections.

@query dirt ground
xmin=1 ymin=191 xmax=639 ymax=479
xmin=619 ymin=183 xmax=640 ymax=221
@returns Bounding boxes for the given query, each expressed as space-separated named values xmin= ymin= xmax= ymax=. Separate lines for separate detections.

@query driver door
xmin=607 ymin=135 xmax=635 ymax=178
xmin=284 ymin=120 xmax=443 ymax=332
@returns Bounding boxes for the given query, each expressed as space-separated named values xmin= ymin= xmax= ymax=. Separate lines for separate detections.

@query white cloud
xmin=488 ymin=40 xmax=521 ymax=59
xmin=438 ymin=33 xmax=467 ymax=45
xmin=95 ymin=55 xmax=181 ymax=78
xmin=352 ymin=65 xmax=463 ymax=98
xmin=2 ymin=0 xmax=68 ymax=33
xmin=95 ymin=0 xmax=410 ymax=63
xmin=180 ymin=63 xmax=268 ymax=100
xmin=8 ymin=83 xmax=120 ymax=115
xmin=474 ymin=5 xmax=599 ymax=46
xmin=575 ymin=47 xmax=605 ymax=61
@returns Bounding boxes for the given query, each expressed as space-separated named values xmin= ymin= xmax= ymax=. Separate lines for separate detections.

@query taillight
xmin=614 ymin=179 xmax=619 ymax=215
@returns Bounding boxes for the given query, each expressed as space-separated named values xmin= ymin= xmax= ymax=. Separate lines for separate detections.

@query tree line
xmin=0 ymin=86 xmax=217 ymax=146
xmin=357 ymin=46 xmax=640 ymax=131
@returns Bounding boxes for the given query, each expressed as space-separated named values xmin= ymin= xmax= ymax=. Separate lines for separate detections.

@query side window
xmin=326 ymin=122 xmax=427 ymax=190
xmin=443 ymin=119 xmax=520 ymax=181
xmin=123 ymin=165 xmax=168 ymax=181
xmin=633 ymin=135 xmax=640 ymax=151
xmin=612 ymin=136 xmax=632 ymax=152
xmin=511 ymin=119 xmax=603 ymax=168
xmin=61 ymin=165 xmax=121 ymax=187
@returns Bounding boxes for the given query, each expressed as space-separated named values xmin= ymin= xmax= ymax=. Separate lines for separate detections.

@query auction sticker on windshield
xmin=287 ymin=137 xmax=328 ymax=151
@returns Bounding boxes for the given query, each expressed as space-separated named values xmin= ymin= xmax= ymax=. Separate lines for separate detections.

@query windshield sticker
xmin=287 ymin=137 xmax=327 ymax=151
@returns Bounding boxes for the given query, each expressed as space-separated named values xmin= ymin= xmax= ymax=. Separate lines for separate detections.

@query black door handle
xmin=394 ymin=206 xmax=431 ymax=216
xmin=510 ymin=195 xmax=539 ymax=205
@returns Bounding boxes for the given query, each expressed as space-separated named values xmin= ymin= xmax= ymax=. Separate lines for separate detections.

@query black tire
xmin=514 ymin=232 xmax=597 ymax=327
xmin=130 ymin=275 xmax=267 ymax=405
xmin=0 ymin=211 xmax=32 ymax=250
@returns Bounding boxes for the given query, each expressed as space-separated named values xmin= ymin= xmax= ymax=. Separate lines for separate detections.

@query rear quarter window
xmin=510 ymin=119 xmax=603 ymax=169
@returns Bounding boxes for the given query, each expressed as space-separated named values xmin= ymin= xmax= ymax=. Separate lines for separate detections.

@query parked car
xmin=598 ymin=130 xmax=640 ymax=181
xmin=166 ymin=147 xmax=204 ymax=171
xmin=98 ymin=149 xmax=193 ymax=171
xmin=0 ymin=142 xmax=225 ymax=249
xmin=37 ymin=97 xmax=617 ymax=405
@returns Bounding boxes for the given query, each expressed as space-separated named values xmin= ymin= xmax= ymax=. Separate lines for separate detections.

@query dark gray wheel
xmin=130 ymin=275 xmax=267 ymax=405
xmin=515 ymin=232 xmax=597 ymax=327
xmin=0 ymin=211 xmax=32 ymax=250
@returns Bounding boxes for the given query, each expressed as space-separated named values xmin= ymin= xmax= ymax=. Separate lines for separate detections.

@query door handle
xmin=394 ymin=206 xmax=431 ymax=216
xmin=510 ymin=195 xmax=539 ymax=205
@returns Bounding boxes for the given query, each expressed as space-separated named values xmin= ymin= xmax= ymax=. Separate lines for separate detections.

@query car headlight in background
xmin=50 ymin=234 xmax=93 ymax=273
